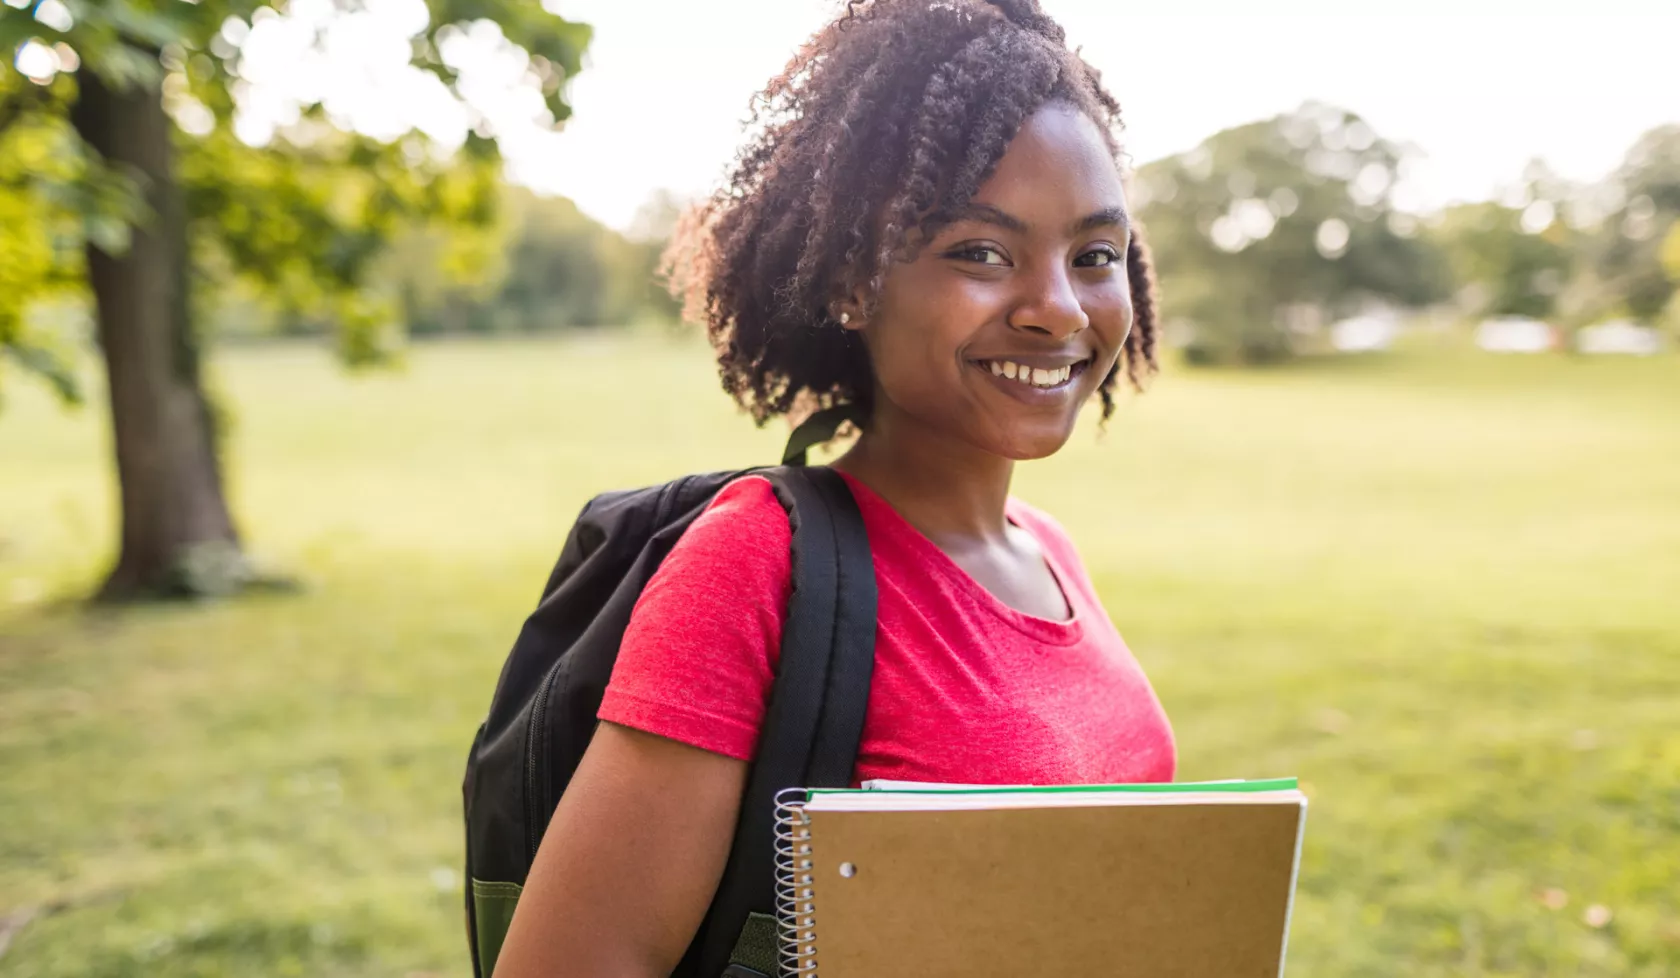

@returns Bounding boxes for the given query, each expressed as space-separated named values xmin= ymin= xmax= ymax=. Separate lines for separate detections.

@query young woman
xmin=496 ymin=1 xmax=1173 ymax=974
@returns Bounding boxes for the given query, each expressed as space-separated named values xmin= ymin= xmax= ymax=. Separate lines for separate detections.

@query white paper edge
xmin=806 ymin=788 xmax=1306 ymax=812
xmin=860 ymin=778 xmax=1247 ymax=792
xmin=1276 ymin=797 xmax=1309 ymax=978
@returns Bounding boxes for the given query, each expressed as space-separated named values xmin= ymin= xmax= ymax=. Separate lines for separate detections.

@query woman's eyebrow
xmin=942 ymin=203 xmax=1028 ymax=233
xmin=939 ymin=203 xmax=1128 ymax=236
xmin=1071 ymin=207 xmax=1130 ymax=235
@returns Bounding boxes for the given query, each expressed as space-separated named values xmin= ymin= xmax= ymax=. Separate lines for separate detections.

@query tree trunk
xmin=71 ymin=68 xmax=244 ymax=601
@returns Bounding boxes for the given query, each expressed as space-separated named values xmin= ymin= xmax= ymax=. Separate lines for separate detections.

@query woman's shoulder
xmin=695 ymin=473 xmax=793 ymax=543
xmin=701 ymin=472 xmax=786 ymax=515
xmin=653 ymin=473 xmax=793 ymax=588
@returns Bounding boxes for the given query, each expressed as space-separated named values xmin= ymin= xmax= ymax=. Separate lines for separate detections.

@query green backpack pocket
xmin=470 ymin=879 xmax=523 ymax=976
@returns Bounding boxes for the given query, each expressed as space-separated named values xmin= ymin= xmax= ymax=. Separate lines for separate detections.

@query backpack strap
xmin=772 ymin=465 xmax=877 ymax=787
xmin=780 ymin=404 xmax=864 ymax=467
xmin=693 ymin=464 xmax=877 ymax=977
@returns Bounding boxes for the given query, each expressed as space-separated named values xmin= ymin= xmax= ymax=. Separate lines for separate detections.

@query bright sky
xmin=223 ymin=0 xmax=1680 ymax=231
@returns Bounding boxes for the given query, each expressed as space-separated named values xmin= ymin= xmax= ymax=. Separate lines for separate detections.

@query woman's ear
xmin=831 ymin=290 xmax=869 ymax=331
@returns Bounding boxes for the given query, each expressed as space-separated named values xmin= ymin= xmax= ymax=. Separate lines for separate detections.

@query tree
xmin=1132 ymin=102 xmax=1446 ymax=364
xmin=0 ymin=0 xmax=589 ymax=599
xmin=381 ymin=187 xmax=684 ymax=336
xmin=1581 ymin=125 xmax=1680 ymax=326
xmin=1429 ymin=162 xmax=1577 ymax=322
xmin=1661 ymin=223 xmax=1680 ymax=335
xmin=491 ymin=190 xmax=620 ymax=329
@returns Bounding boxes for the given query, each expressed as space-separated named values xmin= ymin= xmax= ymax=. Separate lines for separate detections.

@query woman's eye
xmin=949 ymin=246 xmax=1010 ymax=266
xmin=1074 ymin=246 xmax=1121 ymax=268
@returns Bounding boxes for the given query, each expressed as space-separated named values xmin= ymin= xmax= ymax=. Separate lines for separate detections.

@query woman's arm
xmin=492 ymin=721 xmax=748 ymax=978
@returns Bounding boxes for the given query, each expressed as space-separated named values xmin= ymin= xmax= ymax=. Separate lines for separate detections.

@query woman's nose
xmin=1008 ymin=263 xmax=1088 ymax=338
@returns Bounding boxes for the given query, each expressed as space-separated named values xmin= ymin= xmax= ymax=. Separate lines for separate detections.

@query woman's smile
xmin=970 ymin=354 xmax=1095 ymax=402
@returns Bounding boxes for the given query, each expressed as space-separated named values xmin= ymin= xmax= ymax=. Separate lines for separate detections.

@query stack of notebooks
xmin=774 ymin=778 xmax=1307 ymax=976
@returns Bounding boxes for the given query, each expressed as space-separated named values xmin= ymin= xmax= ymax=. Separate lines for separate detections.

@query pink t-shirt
xmin=598 ymin=472 xmax=1176 ymax=786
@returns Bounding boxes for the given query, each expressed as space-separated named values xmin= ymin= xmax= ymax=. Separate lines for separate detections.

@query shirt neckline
xmin=833 ymin=470 xmax=1086 ymax=646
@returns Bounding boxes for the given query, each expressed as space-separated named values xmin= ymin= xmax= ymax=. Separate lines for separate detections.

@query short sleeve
xmin=597 ymin=476 xmax=791 ymax=761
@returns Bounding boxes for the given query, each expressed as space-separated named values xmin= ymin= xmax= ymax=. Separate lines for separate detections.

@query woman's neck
xmin=832 ymin=405 xmax=1015 ymax=546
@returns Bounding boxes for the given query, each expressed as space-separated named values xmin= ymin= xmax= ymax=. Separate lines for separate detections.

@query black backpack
xmin=462 ymin=416 xmax=877 ymax=978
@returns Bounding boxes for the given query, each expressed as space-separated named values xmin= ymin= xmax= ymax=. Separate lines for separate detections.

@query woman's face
xmin=854 ymin=102 xmax=1134 ymax=461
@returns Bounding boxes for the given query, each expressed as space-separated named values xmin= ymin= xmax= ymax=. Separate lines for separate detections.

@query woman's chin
xmin=982 ymin=419 xmax=1080 ymax=462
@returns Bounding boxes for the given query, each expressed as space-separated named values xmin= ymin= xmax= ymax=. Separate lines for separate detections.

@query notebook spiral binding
xmin=774 ymin=788 xmax=818 ymax=976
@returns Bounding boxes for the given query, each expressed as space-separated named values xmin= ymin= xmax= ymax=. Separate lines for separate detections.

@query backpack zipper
xmin=524 ymin=662 xmax=562 ymax=861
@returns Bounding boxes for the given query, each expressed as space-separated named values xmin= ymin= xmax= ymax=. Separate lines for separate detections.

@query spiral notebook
xmin=774 ymin=778 xmax=1307 ymax=976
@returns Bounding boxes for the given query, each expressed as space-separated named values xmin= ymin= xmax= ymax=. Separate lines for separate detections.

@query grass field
xmin=2 ymin=333 xmax=1677 ymax=977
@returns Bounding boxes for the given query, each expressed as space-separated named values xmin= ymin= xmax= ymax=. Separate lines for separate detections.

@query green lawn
xmin=2 ymin=334 xmax=1677 ymax=977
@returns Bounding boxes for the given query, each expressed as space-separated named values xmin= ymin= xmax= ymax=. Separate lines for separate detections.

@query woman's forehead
xmin=970 ymin=105 xmax=1128 ymax=223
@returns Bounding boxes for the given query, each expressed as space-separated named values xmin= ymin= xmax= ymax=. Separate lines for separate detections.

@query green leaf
xmin=4 ymin=335 xmax=83 ymax=404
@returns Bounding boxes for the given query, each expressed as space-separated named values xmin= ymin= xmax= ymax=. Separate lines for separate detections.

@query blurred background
xmin=1 ymin=1 xmax=1677 ymax=976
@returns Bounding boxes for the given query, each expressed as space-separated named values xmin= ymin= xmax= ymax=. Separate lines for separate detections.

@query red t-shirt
xmin=598 ymin=472 xmax=1176 ymax=786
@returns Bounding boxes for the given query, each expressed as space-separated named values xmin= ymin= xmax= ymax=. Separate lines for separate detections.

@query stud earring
xmin=839 ymin=312 xmax=851 ymax=325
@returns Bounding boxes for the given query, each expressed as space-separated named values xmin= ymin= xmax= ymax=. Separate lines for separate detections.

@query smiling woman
xmin=853 ymin=103 xmax=1141 ymax=460
xmin=492 ymin=3 xmax=1173 ymax=977
xmin=667 ymin=0 xmax=1158 ymax=435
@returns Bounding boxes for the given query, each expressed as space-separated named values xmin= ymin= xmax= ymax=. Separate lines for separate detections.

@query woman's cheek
xmin=881 ymin=290 xmax=970 ymax=369
xmin=1087 ymin=285 xmax=1134 ymax=346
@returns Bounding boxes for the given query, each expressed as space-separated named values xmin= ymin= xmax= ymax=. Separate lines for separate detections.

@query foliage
xmin=1580 ymin=125 xmax=1680 ymax=326
xmin=0 ymin=63 xmax=140 ymax=405
xmin=0 ymin=0 xmax=591 ymax=380
xmin=1422 ymin=134 xmax=1680 ymax=332
xmin=1130 ymin=111 xmax=1678 ymax=356
xmin=2 ymin=336 xmax=1678 ymax=976
xmin=1659 ymin=224 xmax=1680 ymax=338
xmin=380 ymin=187 xmax=681 ymax=336
xmin=1428 ymin=199 xmax=1574 ymax=321
xmin=1663 ymin=223 xmax=1680 ymax=283
xmin=1133 ymin=102 xmax=1447 ymax=364
xmin=182 ymin=120 xmax=505 ymax=362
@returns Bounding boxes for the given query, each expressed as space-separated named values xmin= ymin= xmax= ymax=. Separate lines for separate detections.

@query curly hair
xmin=666 ymin=0 xmax=1159 ymax=429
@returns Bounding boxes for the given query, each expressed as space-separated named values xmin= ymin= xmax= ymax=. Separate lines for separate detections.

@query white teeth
xmin=985 ymin=360 xmax=1078 ymax=389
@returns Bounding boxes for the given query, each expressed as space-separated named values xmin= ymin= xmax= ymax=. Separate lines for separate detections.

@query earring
xmin=839 ymin=312 xmax=851 ymax=325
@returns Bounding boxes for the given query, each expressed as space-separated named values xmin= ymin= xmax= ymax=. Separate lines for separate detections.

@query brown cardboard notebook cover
xmin=803 ymin=801 xmax=1303 ymax=976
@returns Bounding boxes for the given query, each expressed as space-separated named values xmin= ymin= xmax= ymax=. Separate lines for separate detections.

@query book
xmin=773 ymin=779 xmax=1308 ymax=976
